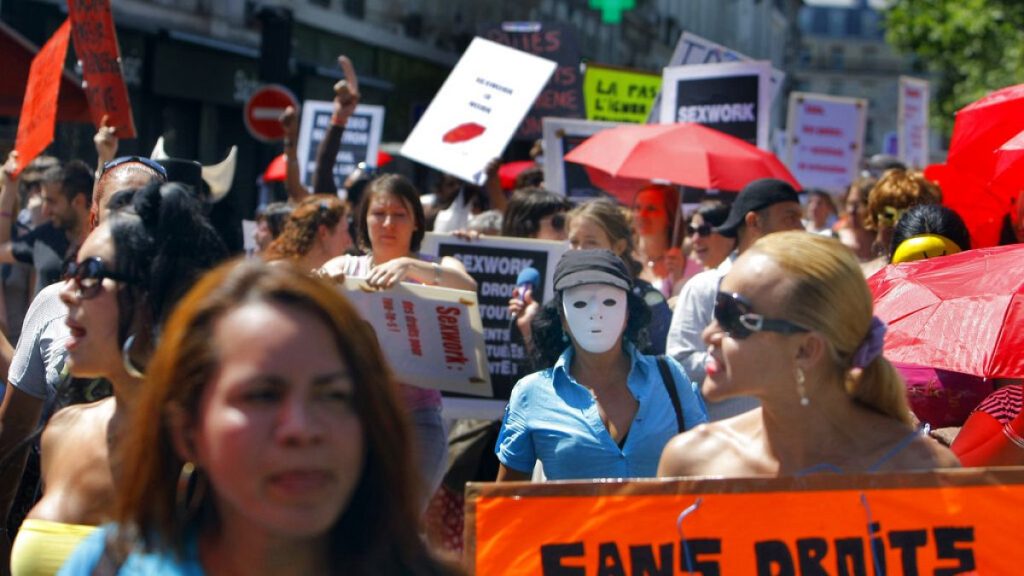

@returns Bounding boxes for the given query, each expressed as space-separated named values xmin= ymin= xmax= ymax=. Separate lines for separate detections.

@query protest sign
xmin=67 ymin=0 xmax=136 ymax=138
xmin=295 ymin=100 xmax=384 ymax=188
xmin=340 ymin=278 xmax=490 ymax=396
xmin=420 ymin=233 xmax=568 ymax=399
xmin=650 ymin=31 xmax=785 ymax=123
xmin=786 ymin=92 xmax=867 ymax=192
xmin=899 ymin=77 xmax=931 ymax=169
xmin=660 ymin=61 xmax=772 ymax=149
xmin=13 ymin=19 xmax=71 ymax=179
xmin=479 ymin=22 xmax=583 ymax=140
xmin=401 ymin=37 xmax=556 ymax=185
xmin=582 ymin=63 xmax=660 ymax=124
xmin=467 ymin=467 xmax=1024 ymax=575
xmin=542 ymin=117 xmax=623 ymax=201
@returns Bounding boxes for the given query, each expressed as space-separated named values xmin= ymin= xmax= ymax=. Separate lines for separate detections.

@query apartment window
xmin=343 ymin=0 xmax=364 ymax=18
xmin=829 ymin=45 xmax=844 ymax=70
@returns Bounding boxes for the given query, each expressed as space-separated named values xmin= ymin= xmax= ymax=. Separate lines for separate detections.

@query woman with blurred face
xmin=631 ymin=185 xmax=684 ymax=298
xmin=264 ymin=195 xmax=350 ymax=269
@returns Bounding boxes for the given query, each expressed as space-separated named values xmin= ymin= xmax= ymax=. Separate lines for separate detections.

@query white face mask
xmin=562 ymin=284 xmax=627 ymax=354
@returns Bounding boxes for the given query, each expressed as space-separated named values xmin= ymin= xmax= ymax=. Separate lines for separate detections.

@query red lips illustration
xmin=442 ymin=122 xmax=486 ymax=144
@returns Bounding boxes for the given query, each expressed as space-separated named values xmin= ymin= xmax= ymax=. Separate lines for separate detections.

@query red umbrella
xmin=497 ymin=160 xmax=536 ymax=190
xmin=925 ymin=163 xmax=1007 ymax=248
xmin=563 ymin=122 xmax=801 ymax=192
xmin=263 ymin=153 xmax=287 ymax=182
xmin=947 ymin=83 xmax=1024 ymax=188
xmin=993 ymin=129 xmax=1024 ymax=189
xmin=868 ymin=244 xmax=1024 ymax=379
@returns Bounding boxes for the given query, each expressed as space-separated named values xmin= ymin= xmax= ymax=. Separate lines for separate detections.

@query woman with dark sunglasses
xmin=7 ymin=182 xmax=227 ymax=576
xmin=657 ymin=232 xmax=958 ymax=478
xmin=686 ymin=202 xmax=734 ymax=271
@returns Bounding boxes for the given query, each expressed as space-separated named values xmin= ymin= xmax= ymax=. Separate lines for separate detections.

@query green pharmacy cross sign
xmin=589 ymin=0 xmax=636 ymax=24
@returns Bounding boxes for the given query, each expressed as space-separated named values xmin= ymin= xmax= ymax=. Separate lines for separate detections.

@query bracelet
xmin=330 ymin=114 xmax=347 ymax=128
xmin=432 ymin=263 xmax=442 ymax=285
xmin=1003 ymin=422 xmax=1024 ymax=450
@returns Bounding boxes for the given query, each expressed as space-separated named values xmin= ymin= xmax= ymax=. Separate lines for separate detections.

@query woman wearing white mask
xmin=495 ymin=250 xmax=708 ymax=481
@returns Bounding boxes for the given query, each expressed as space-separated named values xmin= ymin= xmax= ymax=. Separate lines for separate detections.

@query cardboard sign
xmin=66 ymin=0 xmax=136 ymax=138
xmin=340 ymin=278 xmax=490 ymax=396
xmin=467 ymin=467 xmax=1024 ymax=575
xmin=542 ymin=117 xmax=624 ymax=200
xmin=899 ymin=77 xmax=931 ymax=170
xmin=786 ymin=92 xmax=867 ymax=192
xmin=401 ymin=37 xmax=556 ymax=185
xmin=660 ymin=61 xmax=773 ymax=149
xmin=420 ymin=233 xmax=568 ymax=400
xmin=479 ymin=22 xmax=583 ymax=140
xmin=295 ymin=100 xmax=385 ymax=188
xmin=649 ymin=31 xmax=785 ymax=123
xmin=582 ymin=63 xmax=661 ymax=124
xmin=13 ymin=19 xmax=71 ymax=179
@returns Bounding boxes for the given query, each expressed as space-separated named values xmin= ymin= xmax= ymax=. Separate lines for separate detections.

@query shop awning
xmin=0 ymin=20 xmax=91 ymax=123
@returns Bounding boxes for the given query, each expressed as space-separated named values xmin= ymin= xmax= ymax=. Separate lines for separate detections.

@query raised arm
xmin=279 ymin=105 xmax=310 ymax=203
xmin=312 ymin=55 xmax=361 ymax=195
xmin=92 ymin=115 xmax=118 ymax=179
xmin=0 ymin=153 xmax=23 ymax=264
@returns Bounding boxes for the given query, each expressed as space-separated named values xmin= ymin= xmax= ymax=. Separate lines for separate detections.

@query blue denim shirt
xmin=496 ymin=343 xmax=708 ymax=480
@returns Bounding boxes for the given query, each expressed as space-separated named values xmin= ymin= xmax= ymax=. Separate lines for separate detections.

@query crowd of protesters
xmin=0 ymin=52 xmax=1019 ymax=576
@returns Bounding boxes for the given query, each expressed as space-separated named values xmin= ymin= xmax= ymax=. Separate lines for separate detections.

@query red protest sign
xmin=13 ymin=19 xmax=72 ymax=179
xmin=67 ymin=0 xmax=136 ymax=138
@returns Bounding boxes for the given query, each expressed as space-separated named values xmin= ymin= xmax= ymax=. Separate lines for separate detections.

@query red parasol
xmin=947 ymin=83 xmax=1024 ymax=192
xmin=263 ymin=153 xmax=287 ymax=182
xmin=924 ymin=163 xmax=1006 ymax=248
xmin=497 ymin=160 xmax=536 ymax=191
xmin=563 ymin=122 xmax=800 ymax=193
xmin=868 ymin=244 xmax=1024 ymax=379
xmin=993 ymin=129 xmax=1024 ymax=190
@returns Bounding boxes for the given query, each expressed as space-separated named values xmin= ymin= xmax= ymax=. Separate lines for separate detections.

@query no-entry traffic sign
xmin=244 ymin=84 xmax=298 ymax=142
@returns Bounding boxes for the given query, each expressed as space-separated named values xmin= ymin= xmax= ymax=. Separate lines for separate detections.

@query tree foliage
xmin=885 ymin=0 xmax=1024 ymax=136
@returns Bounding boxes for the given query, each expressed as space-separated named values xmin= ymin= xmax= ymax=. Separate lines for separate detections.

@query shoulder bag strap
xmin=656 ymin=355 xmax=685 ymax=434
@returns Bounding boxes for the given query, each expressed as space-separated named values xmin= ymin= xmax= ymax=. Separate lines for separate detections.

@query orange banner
xmin=13 ymin=18 xmax=71 ymax=179
xmin=468 ymin=468 xmax=1024 ymax=575
xmin=67 ymin=0 xmax=136 ymax=138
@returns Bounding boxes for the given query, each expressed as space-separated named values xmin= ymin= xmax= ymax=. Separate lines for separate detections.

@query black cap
xmin=553 ymin=249 xmax=632 ymax=292
xmin=715 ymin=178 xmax=801 ymax=238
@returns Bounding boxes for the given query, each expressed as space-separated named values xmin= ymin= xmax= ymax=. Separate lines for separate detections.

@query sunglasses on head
xmin=100 ymin=156 xmax=169 ymax=181
xmin=714 ymin=291 xmax=808 ymax=339
xmin=687 ymin=224 xmax=713 ymax=237
xmin=62 ymin=257 xmax=137 ymax=300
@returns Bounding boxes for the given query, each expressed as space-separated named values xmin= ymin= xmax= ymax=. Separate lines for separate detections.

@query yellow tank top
xmin=10 ymin=518 xmax=97 ymax=576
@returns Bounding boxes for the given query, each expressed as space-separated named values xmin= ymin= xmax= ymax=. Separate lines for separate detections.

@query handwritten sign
xmin=899 ymin=77 xmax=931 ymax=170
xmin=67 ymin=0 xmax=136 ymax=138
xmin=340 ymin=279 xmax=490 ymax=396
xmin=295 ymin=100 xmax=384 ymax=188
xmin=649 ymin=31 xmax=785 ymax=123
xmin=420 ymin=233 xmax=568 ymax=399
xmin=401 ymin=37 xmax=556 ymax=185
xmin=13 ymin=19 xmax=71 ymax=179
xmin=542 ymin=117 xmax=624 ymax=201
xmin=660 ymin=60 xmax=773 ymax=149
xmin=480 ymin=22 xmax=583 ymax=140
xmin=786 ymin=92 xmax=867 ymax=192
xmin=467 ymin=467 xmax=1024 ymax=575
xmin=582 ymin=63 xmax=661 ymax=124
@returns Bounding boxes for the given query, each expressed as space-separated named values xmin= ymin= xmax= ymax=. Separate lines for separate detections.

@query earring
xmin=561 ymin=332 xmax=569 ymax=344
xmin=795 ymin=366 xmax=809 ymax=407
xmin=122 ymin=334 xmax=145 ymax=379
xmin=176 ymin=461 xmax=207 ymax=524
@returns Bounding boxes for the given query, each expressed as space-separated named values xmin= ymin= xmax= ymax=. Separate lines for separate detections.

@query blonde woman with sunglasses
xmin=658 ymin=232 xmax=958 ymax=478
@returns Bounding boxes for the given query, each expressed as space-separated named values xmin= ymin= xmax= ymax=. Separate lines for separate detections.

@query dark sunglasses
xmin=62 ymin=257 xmax=137 ymax=300
xmin=100 ymin=156 xmax=169 ymax=181
xmin=714 ymin=291 xmax=808 ymax=339
xmin=687 ymin=224 xmax=713 ymax=238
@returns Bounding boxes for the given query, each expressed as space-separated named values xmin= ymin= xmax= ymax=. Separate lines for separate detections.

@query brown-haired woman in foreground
xmin=658 ymin=232 xmax=958 ymax=477
xmin=58 ymin=260 xmax=459 ymax=575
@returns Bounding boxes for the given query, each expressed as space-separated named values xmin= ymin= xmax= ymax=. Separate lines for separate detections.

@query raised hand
xmin=331 ymin=55 xmax=361 ymax=126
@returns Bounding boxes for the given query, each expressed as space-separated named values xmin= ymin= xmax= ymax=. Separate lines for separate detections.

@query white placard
xmin=649 ymin=31 xmax=786 ymax=123
xmin=295 ymin=101 xmax=385 ymax=188
xmin=899 ymin=76 xmax=931 ymax=169
xmin=400 ymin=37 xmax=557 ymax=185
xmin=340 ymin=279 xmax=491 ymax=396
xmin=542 ymin=117 xmax=624 ymax=200
xmin=660 ymin=61 xmax=773 ymax=150
xmin=785 ymin=92 xmax=867 ymax=192
xmin=419 ymin=232 xmax=569 ymax=399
